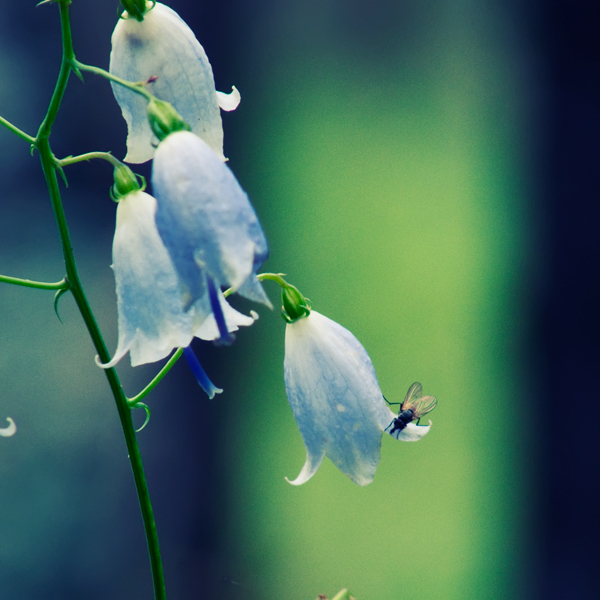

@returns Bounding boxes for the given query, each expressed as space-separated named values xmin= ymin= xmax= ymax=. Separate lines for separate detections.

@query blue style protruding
xmin=183 ymin=346 xmax=223 ymax=400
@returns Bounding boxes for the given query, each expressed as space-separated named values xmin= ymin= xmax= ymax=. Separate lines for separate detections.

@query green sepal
xmin=147 ymin=99 xmax=191 ymax=143
xmin=257 ymin=273 xmax=311 ymax=323
xmin=281 ymin=283 xmax=311 ymax=323
xmin=119 ymin=0 xmax=153 ymax=21
xmin=111 ymin=164 xmax=145 ymax=201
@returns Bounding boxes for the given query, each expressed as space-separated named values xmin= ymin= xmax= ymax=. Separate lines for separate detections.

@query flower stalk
xmin=32 ymin=2 xmax=167 ymax=599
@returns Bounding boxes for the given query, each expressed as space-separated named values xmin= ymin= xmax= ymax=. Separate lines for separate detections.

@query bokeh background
xmin=1 ymin=1 xmax=597 ymax=599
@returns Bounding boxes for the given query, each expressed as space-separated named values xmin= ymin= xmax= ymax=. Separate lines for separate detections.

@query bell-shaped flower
xmin=284 ymin=310 xmax=433 ymax=486
xmin=99 ymin=188 xmax=255 ymax=397
xmin=1 ymin=417 xmax=16 ymax=437
xmin=151 ymin=130 xmax=271 ymax=343
xmin=110 ymin=1 xmax=240 ymax=163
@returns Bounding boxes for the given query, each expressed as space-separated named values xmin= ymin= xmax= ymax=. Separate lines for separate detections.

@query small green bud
xmin=119 ymin=0 xmax=151 ymax=22
xmin=112 ymin=164 xmax=144 ymax=200
xmin=257 ymin=273 xmax=312 ymax=323
xmin=279 ymin=282 xmax=313 ymax=324
xmin=147 ymin=99 xmax=191 ymax=143
xmin=281 ymin=283 xmax=311 ymax=323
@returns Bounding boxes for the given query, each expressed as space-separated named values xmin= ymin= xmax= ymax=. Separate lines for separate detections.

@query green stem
xmin=128 ymin=348 xmax=184 ymax=406
xmin=0 ymin=275 xmax=68 ymax=290
xmin=57 ymin=150 xmax=124 ymax=169
xmin=257 ymin=272 xmax=288 ymax=287
xmin=331 ymin=590 xmax=353 ymax=600
xmin=71 ymin=58 xmax=155 ymax=101
xmin=0 ymin=115 xmax=35 ymax=144
xmin=36 ymin=3 xmax=167 ymax=599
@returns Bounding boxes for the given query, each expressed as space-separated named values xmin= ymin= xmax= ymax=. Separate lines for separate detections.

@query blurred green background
xmin=1 ymin=1 xmax=541 ymax=599
xmin=224 ymin=3 xmax=528 ymax=598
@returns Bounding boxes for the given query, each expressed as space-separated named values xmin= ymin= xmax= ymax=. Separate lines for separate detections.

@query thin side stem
xmin=0 ymin=275 xmax=68 ymax=290
xmin=35 ymin=2 xmax=167 ymax=599
xmin=0 ymin=115 xmax=35 ymax=144
xmin=72 ymin=58 xmax=154 ymax=101
xmin=57 ymin=151 xmax=124 ymax=169
xmin=128 ymin=348 xmax=184 ymax=406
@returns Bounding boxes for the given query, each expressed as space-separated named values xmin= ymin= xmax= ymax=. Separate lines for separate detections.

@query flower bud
xmin=147 ymin=99 xmax=190 ymax=143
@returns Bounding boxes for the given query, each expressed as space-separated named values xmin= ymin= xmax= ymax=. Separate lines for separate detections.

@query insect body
xmin=385 ymin=382 xmax=437 ymax=439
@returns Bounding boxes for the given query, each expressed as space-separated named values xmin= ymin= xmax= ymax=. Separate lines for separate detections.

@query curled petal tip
xmin=285 ymin=452 xmax=324 ymax=485
xmin=216 ymin=86 xmax=241 ymax=112
xmin=95 ymin=354 xmax=122 ymax=370
xmin=1 ymin=417 xmax=17 ymax=437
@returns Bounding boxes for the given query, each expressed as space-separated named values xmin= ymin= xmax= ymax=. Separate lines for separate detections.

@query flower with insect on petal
xmin=277 ymin=278 xmax=434 ymax=486
xmin=1 ymin=417 xmax=16 ymax=437
xmin=151 ymin=130 xmax=271 ymax=344
xmin=110 ymin=1 xmax=240 ymax=163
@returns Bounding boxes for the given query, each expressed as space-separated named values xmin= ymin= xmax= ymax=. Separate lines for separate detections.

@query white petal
xmin=110 ymin=3 xmax=226 ymax=162
xmin=152 ymin=131 xmax=270 ymax=309
xmin=193 ymin=289 xmax=258 ymax=340
xmin=106 ymin=191 xmax=193 ymax=367
xmin=0 ymin=417 xmax=16 ymax=437
xmin=216 ymin=86 xmax=241 ymax=112
xmin=394 ymin=420 xmax=432 ymax=442
xmin=285 ymin=450 xmax=325 ymax=486
xmin=284 ymin=311 xmax=392 ymax=486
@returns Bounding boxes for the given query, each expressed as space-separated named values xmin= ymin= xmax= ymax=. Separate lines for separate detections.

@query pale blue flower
xmin=152 ymin=130 xmax=271 ymax=343
xmin=0 ymin=417 xmax=16 ymax=437
xmin=284 ymin=311 xmax=432 ymax=486
xmin=110 ymin=1 xmax=240 ymax=163
xmin=98 ymin=190 xmax=255 ymax=397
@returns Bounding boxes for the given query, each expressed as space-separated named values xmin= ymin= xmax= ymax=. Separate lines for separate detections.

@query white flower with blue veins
xmin=110 ymin=1 xmax=240 ymax=163
xmin=284 ymin=309 xmax=435 ymax=486
xmin=152 ymin=130 xmax=271 ymax=343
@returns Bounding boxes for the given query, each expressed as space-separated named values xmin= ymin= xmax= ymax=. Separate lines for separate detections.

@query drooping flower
xmin=110 ymin=1 xmax=240 ymax=163
xmin=151 ymin=130 xmax=271 ymax=343
xmin=98 ymin=185 xmax=256 ymax=397
xmin=0 ymin=417 xmax=16 ymax=437
xmin=276 ymin=277 xmax=434 ymax=486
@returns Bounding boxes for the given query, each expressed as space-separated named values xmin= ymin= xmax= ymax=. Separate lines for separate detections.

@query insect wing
xmin=413 ymin=394 xmax=437 ymax=418
xmin=401 ymin=382 xmax=422 ymax=409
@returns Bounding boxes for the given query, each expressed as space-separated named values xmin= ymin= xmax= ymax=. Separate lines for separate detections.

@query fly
xmin=385 ymin=382 xmax=437 ymax=439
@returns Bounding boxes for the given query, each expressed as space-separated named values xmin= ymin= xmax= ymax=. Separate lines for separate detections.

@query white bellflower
xmin=110 ymin=2 xmax=240 ymax=163
xmin=284 ymin=311 xmax=431 ymax=486
xmin=99 ymin=189 xmax=255 ymax=397
xmin=152 ymin=130 xmax=271 ymax=342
